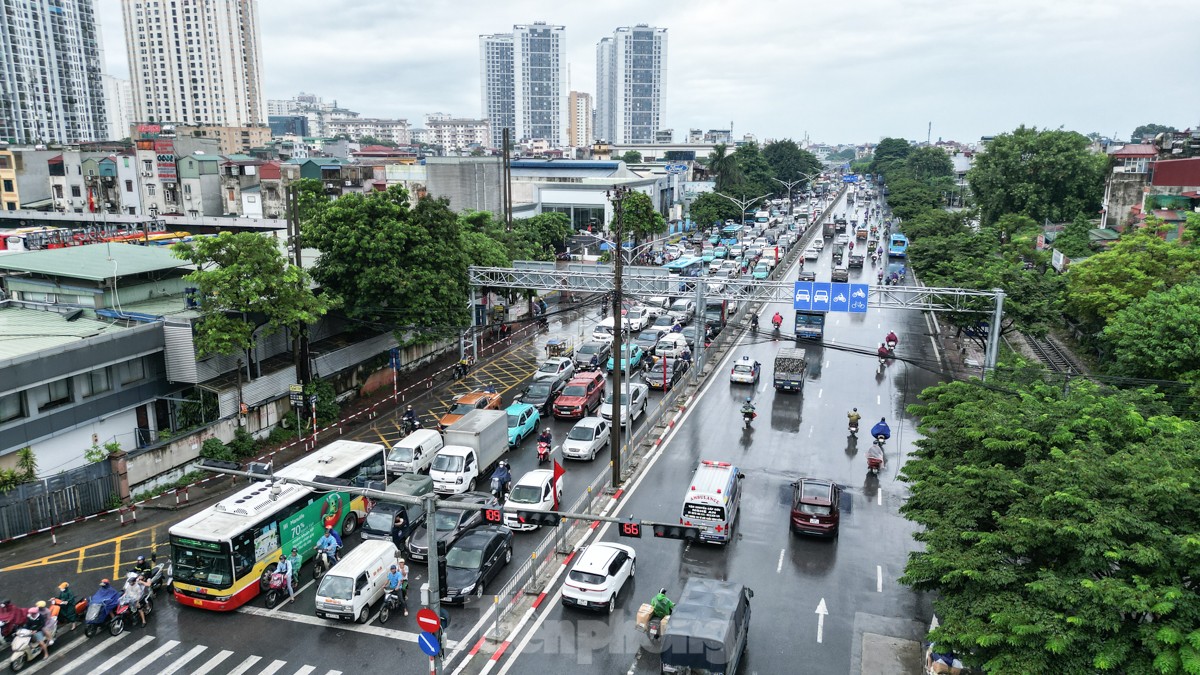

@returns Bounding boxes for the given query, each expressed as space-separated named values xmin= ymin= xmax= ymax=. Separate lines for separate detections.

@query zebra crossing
xmin=24 ymin=632 xmax=345 ymax=675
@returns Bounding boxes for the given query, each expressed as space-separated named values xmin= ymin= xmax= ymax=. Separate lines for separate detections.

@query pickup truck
xmin=773 ymin=347 xmax=808 ymax=393
xmin=429 ymin=409 xmax=508 ymax=494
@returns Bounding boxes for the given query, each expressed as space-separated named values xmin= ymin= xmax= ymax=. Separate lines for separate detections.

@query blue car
xmin=752 ymin=262 xmax=770 ymax=280
xmin=505 ymin=402 xmax=540 ymax=447
xmin=606 ymin=344 xmax=645 ymax=373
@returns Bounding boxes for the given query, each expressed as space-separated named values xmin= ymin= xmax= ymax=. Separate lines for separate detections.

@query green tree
xmin=620 ymin=191 xmax=667 ymax=241
xmin=1063 ymin=229 xmax=1200 ymax=332
xmin=827 ymin=148 xmax=856 ymax=162
xmin=849 ymin=158 xmax=872 ymax=175
xmin=688 ymin=192 xmax=742 ymax=228
xmin=1053 ymin=213 xmax=1094 ymax=258
xmin=901 ymin=378 xmax=1200 ymax=674
xmin=904 ymin=146 xmax=954 ymax=183
xmin=15 ymin=447 xmax=37 ymax=481
xmin=301 ymin=184 xmax=471 ymax=343
xmin=357 ymin=135 xmax=396 ymax=147
xmin=620 ymin=150 xmax=642 ymax=164
xmin=173 ymin=232 xmax=334 ymax=366
xmin=762 ymin=139 xmax=821 ymax=185
xmin=967 ymin=126 xmax=1107 ymax=226
xmin=1130 ymin=123 xmax=1176 ymax=142
xmin=1101 ymin=281 xmax=1200 ymax=382
xmin=884 ymin=175 xmax=941 ymax=222
xmin=731 ymin=142 xmax=775 ymax=198
xmin=870 ymin=137 xmax=911 ymax=176
xmin=706 ymin=143 xmax=742 ymax=191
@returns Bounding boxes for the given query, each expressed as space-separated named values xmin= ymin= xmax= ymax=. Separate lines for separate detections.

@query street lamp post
xmin=712 ymin=192 xmax=771 ymax=228
xmin=772 ymin=172 xmax=821 ymax=214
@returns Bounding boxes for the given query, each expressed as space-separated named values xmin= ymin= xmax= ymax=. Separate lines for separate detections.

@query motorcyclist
xmin=537 ymin=428 xmax=553 ymax=447
xmin=403 ymin=405 xmax=417 ymax=429
xmin=484 ymin=384 xmax=497 ymax=394
xmin=671 ymin=321 xmax=683 ymax=333
xmin=885 ymin=331 xmax=899 ymax=347
xmin=54 ymin=582 xmax=79 ymax=631
xmin=0 ymin=599 xmax=24 ymax=641
xmin=22 ymin=606 xmax=48 ymax=660
xmin=384 ymin=563 xmax=409 ymax=617
xmin=282 ymin=546 xmax=301 ymax=604
xmin=878 ymin=343 xmax=892 ymax=360
xmin=771 ymin=312 xmax=783 ymax=328
xmin=871 ymin=417 xmax=892 ymax=441
xmin=877 ymin=268 xmax=884 ymax=283
xmin=740 ymin=397 xmax=756 ymax=417
xmin=750 ymin=314 xmax=759 ymax=331
xmin=132 ymin=554 xmax=152 ymax=578
xmin=589 ymin=353 xmax=600 ymax=370
xmin=316 ymin=526 xmax=340 ymax=565
xmin=847 ymin=408 xmax=861 ymax=431
xmin=650 ymin=588 xmax=675 ymax=619
xmin=493 ymin=461 xmax=512 ymax=493
xmin=122 ymin=571 xmax=150 ymax=627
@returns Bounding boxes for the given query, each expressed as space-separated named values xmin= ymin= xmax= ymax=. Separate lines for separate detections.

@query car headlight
xmin=455 ymin=476 xmax=463 ymax=484
xmin=461 ymin=583 xmax=475 ymax=594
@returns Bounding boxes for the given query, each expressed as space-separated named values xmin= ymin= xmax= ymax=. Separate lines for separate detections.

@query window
xmin=37 ymin=378 xmax=72 ymax=412
xmin=0 ymin=157 xmax=9 ymax=169
xmin=0 ymin=392 xmax=25 ymax=424
xmin=125 ymin=180 xmax=134 ymax=192
xmin=82 ymin=368 xmax=111 ymax=398
xmin=53 ymin=185 xmax=63 ymax=199
xmin=147 ymin=184 xmax=156 ymax=196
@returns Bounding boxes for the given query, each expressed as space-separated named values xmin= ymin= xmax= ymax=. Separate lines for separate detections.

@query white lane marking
xmin=238 ymin=605 xmax=450 ymax=647
xmin=293 ymin=668 xmax=316 ymax=675
xmin=33 ymin=630 xmax=128 ymax=674
xmin=160 ymin=645 xmax=209 ymax=675
xmin=226 ymin=655 xmax=262 ymax=675
xmin=777 ymin=549 xmax=785 ymax=573
xmin=189 ymin=649 xmax=234 ymax=675
xmin=496 ymin=318 xmax=753 ymax=675
xmin=267 ymin=580 xmax=315 ymax=611
xmin=126 ymin=639 xmax=181 ymax=675
xmin=818 ymin=388 xmax=823 ymax=398
xmin=95 ymin=635 xmax=155 ymax=673
xmin=877 ymin=394 xmax=881 ymax=405
xmin=258 ymin=659 xmax=288 ymax=675
xmin=877 ymin=566 xmax=883 ymax=592
xmin=877 ymin=489 xmax=883 ymax=506
xmin=808 ymin=426 xmax=814 ymax=437
xmin=824 ymin=360 xmax=830 ymax=368
xmin=815 ymin=598 xmax=828 ymax=644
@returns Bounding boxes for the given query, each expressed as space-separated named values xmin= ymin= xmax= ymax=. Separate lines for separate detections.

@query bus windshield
xmin=170 ymin=537 xmax=234 ymax=589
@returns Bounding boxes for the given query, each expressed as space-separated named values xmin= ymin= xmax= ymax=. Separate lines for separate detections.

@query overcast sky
xmin=96 ymin=0 xmax=1200 ymax=144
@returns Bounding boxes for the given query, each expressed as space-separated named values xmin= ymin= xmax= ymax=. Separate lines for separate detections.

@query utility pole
xmin=607 ymin=185 xmax=630 ymax=487
xmin=502 ymin=128 xmax=513 ymax=231
xmin=286 ymin=185 xmax=312 ymax=386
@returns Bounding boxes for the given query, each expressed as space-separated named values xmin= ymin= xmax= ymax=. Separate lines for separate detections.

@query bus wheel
xmin=341 ymin=514 xmax=358 ymax=537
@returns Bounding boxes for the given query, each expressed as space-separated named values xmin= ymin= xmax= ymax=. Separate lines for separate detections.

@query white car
xmin=533 ymin=357 xmax=575 ymax=388
xmin=668 ymin=299 xmax=696 ymax=324
xmin=654 ymin=333 xmax=690 ymax=359
xmin=561 ymin=542 xmax=636 ymax=613
xmin=600 ymin=383 xmax=649 ymax=425
xmin=813 ymin=238 xmax=826 ymax=251
xmin=624 ymin=307 xmax=650 ymax=332
xmin=503 ymin=469 xmax=563 ymax=531
xmin=561 ymin=417 xmax=610 ymax=461
xmin=729 ymin=355 xmax=761 ymax=384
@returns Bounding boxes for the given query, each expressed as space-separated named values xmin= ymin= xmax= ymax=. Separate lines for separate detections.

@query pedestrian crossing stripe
xmin=28 ymin=634 xmax=347 ymax=675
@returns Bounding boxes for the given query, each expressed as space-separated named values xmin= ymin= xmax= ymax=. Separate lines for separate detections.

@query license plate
xmin=809 ymin=518 xmax=820 ymax=524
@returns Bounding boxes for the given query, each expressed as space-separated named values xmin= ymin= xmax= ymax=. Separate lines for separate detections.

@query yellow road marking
xmin=112 ymin=537 xmax=122 ymax=580
xmin=76 ymin=546 xmax=85 ymax=574
xmin=3 ymin=525 xmax=165 ymax=574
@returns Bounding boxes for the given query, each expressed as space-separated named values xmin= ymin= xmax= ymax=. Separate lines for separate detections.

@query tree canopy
xmin=762 ymin=139 xmax=822 ymax=187
xmin=871 ymin=137 xmax=911 ymax=175
xmin=901 ymin=377 xmax=1200 ymax=674
xmin=688 ymin=191 xmax=742 ymax=228
xmin=967 ymin=126 xmax=1107 ymax=226
xmin=620 ymin=150 xmax=642 ymax=164
xmin=173 ymin=231 xmax=333 ymax=359
xmin=620 ymin=191 xmax=667 ymax=240
xmin=1102 ymin=280 xmax=1200 ymax=384
xmin=1131 ymin=123 xmax=1177 ymax=143
xmin=731 ymin=142 xmax=775 ymax=199
xmin=706 ymin=144 xmax=742 ymax=192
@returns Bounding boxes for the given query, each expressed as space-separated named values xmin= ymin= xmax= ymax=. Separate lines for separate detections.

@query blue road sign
xmin=389 ymin=347 xmax=401 ymax=370
xmin=849 ymin=284 xmax=869 ymax=313
xmin=830 ymin=283 xmax=850 ymax=312
xmin=418 ymin=632 xmax=441 ymax=657
xmin=793 ymin=281 xmax=814 ymax=311
xmin=811 ymin=282 xmax=832 ymax=312
xmin=843 ymin=174 xmax=859 ymax=183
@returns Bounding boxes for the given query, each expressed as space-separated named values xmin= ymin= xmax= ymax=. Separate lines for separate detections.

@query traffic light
xmin=516 ymin=510 xmax=561 ymax=527
xmin=436 ymin=540 xmax=448 ymax=598
xmin=618 ymin=518 xmax=643 ymax=538
xmin=483 ymin=508 xmax=504 ymax=524
xmin=653 ymin=524 xmax=701 ymax=541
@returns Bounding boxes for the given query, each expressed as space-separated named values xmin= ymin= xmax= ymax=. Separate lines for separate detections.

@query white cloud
xmin=95 ymin=0 xmax=1200 ymax=142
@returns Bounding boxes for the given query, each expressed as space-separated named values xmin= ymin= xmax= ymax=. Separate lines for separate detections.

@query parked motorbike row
xmin=0 ymin=554 xmax=169 ymax=670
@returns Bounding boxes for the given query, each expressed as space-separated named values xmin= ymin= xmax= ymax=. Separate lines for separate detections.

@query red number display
xmin=619 ymin=520 xmax=642 ymax=538
xmin=483 ymin=509 xmax=503 ymax=523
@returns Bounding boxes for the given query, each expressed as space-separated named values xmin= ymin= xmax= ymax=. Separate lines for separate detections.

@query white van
xmin=315 ymin=540 xmax=397 ymax=623
xmin=591 ymin=317 xmax=623 ymax=344
xmin=681 ymin=460 xmax=745 ymax=545
xmin=387 ymin=429 xmax=443 ymax=475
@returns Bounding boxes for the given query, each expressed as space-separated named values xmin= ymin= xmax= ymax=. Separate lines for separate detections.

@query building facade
xmin=0 ymin=0 xmax=108 ymax=144
xmin=479 ymin=33 xmax=515 ymax=149
xmin=512 ymin=23 xmax=567 ymax=146
xmin=426 ymin=117 xmax=490 ymax=153
xmin=102 ymin=75 xmax=135 ymax=141
xmin=568 ymin=91 xmax=593 ymax=148
xmin=122 ymin=0 xmax=266 ymax=126
xmin=324 ymin=118 xmax=411 ymax=146
xmin=595 ymin=26 xmax=668 ymax=145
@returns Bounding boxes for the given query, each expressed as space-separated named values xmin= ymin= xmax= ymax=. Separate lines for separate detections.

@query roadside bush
xmin=228 ymin=427 xmax=256 ymax=459
xmin=200 ymin=437 xmax=233 ymax=462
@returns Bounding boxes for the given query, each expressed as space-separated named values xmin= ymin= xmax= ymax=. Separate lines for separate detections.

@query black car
xmin=517 ymin=380 xmax=566 ymax=416
xmin=406 ymin=492 xmax=498 ymax=562
xmin=644 ymin=357 xmax=689 ymax=391
xmin=797 ymin=270 xmax=816 ymax=282
xmin=634 ymin=328 xmax=667 ymax=353
xmin=574 ymin=341 xmax=611 ymax=371
xmin=679 ymin=325 xmax=700 ymax=349
xmin=442 ymin=526 xmax=514 ymax=604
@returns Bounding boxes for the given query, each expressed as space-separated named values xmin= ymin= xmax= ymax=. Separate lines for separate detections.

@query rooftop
xmin=0 ymin=243 xmax=188 ymax=282
xmin=1111 ymin=144 xmax=1158 ymax=158
xmin=0 ymin=302 xmax=131 ymax=361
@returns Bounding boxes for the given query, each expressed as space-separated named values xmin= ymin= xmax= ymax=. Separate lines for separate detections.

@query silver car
xmin=561 ymin=417 xmax=611 ymax=461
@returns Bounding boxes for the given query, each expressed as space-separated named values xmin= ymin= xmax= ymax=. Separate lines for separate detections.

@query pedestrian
xmin=397 ymin=558 xmax=410 ymax=616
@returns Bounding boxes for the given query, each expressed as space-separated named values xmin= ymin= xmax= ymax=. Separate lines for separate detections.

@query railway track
xmin=1027 ymin=334 xmax=1076 ymax=373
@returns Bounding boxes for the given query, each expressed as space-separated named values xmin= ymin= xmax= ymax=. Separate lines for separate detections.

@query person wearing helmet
xmin=123 ymin=571 xmax=150 ymax=627
xmin=403 ymin=405 xmax=418 ymax=431
xmin=0 ymin=599 xmax=24 ymax=640
xmin=493 ymin=460 xmax=512 ymax=493
xmin=650 ymin=588 xmax=675 ymax=618
xmin=54 ymin=582 xmax=79 ymax=630
xmin=385 ymin=563 xmax=408 ymax=616
xmin=847 ymin=408 xmax=862 ymax=433
xmin=22 ymin=605 xmax=49 ymax=659
xmin=316 ymin=526 xmax=340 ymax=565
xmin=740 ymin=397 xmax=756 ymax=417
xmin=538 ymin=427 xmax=553 ymax=446
xmin=278 ymin=546 xmax=301 ymax=604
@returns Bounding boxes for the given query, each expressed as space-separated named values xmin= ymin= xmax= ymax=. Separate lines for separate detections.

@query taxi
xmin=729 ymin=355 xmax=761 ymax=384
xmin=439 ymin=389 xmax=503 ymax=428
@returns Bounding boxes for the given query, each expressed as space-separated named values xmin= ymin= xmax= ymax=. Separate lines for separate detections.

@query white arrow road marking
xmin=815 ymin=598 xmax=829 ymax=644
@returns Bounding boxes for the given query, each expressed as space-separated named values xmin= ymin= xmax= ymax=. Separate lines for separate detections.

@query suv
xmin=438 ymin=389 xmax=503 ymax=428
xmin=552 ymin=372 xmax=606 ymax=419
xmin=790 ymin=478 xmax=842 ymax=537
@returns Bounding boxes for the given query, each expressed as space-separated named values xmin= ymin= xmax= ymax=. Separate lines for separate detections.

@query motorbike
xmin=377 ymin=585 xmax=407 ymax=623
xmin=263 ymin=571 xmax=296 ymax=609
xmin=489 ymin=476 xmax=509 ymax=504
xmin=7 ymin=622 xmax=55 ymax=672
xmin=848 ymin=421 xmax=859 ymax=436
xmin=866 ymin=443 xmax=885 ymax=475
xmin=313 ymin=547 xmax=339 ymax=580
xmin=742 ymin=409 xmax=757 ymax=429
xmin=138 ymin=554 xmax=170 ymax=594
xmin=83 ymin=587 xmax=123 ymax=638
xmin=750 ymin=315 xmax=758 ymax=333
xmin=401 ymin=417 xmax=420 ymax=436
xmin=885 ymin=337 xmax=898 ymax=351
xmin=636 ymin=603 xmax=670 ymax=641
xmin=537 ymin=441 xmax=551 ymax=464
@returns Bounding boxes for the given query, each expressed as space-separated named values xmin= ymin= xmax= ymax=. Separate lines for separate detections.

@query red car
xmin=552 ymin=372 xmax=606 ymax=419
xmin=790 ymin=478 xmax=842 ymax=537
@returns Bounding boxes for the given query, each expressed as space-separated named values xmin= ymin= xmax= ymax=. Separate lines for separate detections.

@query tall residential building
xmin=479 ymin=33 xmax=514 ymax=149
xmin=122 ymin=0 xmax=266 ymax=126
xmin=594 ymin=37 xmax=615 ymax=142
xmin=595 ymin=25 xmax=668 ymax=145
xmin=568 ymin=92 xmax=593 ymax=148
xmin=103 ymin=75 xmax=135 ymax=140
xmin=0 ymin=0 xmax=107 ymax=144
xmin=513 ymin=23 xmax=567 ymax=146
